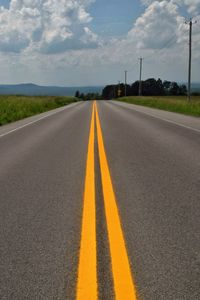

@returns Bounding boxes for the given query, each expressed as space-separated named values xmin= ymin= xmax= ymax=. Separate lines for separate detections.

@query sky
xmin=0 ymin=0 xmax=199 ymax=86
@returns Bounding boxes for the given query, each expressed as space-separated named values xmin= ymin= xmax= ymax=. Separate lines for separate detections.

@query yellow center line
xmin=76 ymin=103 xmax=97 ymax=300
xmin=95 ymin=102 xmax=137 ymax=300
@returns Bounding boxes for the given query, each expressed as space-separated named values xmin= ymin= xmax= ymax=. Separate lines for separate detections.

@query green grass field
xmin=117 ymin=96 xmax=200 ymax=117
xmin=0 ymin=95 xmax=79 ymax=126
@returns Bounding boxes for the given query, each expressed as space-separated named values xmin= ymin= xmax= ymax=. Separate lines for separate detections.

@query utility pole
xmin=139 ymin=58 xmax=143 ymax=96
xmin=185 ymin=18 xmax=197 ymax=102
xmin=124 ymin=70 xmax=127 ymax=97
xmin=118 ymin=81 xmax=121 ymax=98
xmin=113 ymin=85 xmax=116 ymax=99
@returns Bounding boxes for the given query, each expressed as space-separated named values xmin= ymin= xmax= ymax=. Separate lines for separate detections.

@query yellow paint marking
xmin=95 ymin=102 xmax=137 ymax=300
xmin=76 ymin=103 xmax=97 ymax=300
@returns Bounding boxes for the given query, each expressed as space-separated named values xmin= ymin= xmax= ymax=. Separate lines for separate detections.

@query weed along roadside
xmin=0 ymin=95 xmax=79 ymax=126
xmin=116 ymin=96 xmax=200 ymax=117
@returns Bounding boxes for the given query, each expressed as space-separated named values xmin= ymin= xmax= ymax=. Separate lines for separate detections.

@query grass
xmin=116 ymin=96 xmax=200 ymax=117
xmin=0 ymin=95 xmax=79 ymax=126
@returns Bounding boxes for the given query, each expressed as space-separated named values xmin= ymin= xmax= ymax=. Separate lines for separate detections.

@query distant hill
xmin=191 ymin=83 xmax=200 ymax=92
xmin=0 ymin=83 xmax=199 ymax=97
xmin=0 ymin=84 xmax=103 ymax=96
xmin=180 ymin=83 xmax=200 ymax=93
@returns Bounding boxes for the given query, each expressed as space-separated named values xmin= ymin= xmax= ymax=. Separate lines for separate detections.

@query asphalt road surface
xmin=0 ymin=100 xmax=200 ymax=300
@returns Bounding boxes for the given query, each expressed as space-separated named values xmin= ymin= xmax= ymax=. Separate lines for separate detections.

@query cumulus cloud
xmin=128 ymin=1 xmax=181 ymax=49
xmin=175 ymin=0 xmax=200 ymax=14
xmin=0 ymin=0 xmax=100 ymax=53
xmin=126 ymin=0 xmax=200 ymax=51
xmin=141 ymin=0 xmax=200 ymax=15
xmin=0 ymin=0 xmax=199 ymax=85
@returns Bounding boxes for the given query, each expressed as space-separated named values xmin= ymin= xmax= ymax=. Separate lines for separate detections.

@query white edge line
xmin=113 ymin=101 xmax=200 ymax=134
xmin=0 ymin=102 xmax=80 ymax=139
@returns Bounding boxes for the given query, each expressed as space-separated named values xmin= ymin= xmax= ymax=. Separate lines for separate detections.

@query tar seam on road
xmin=0 ymin=103 xmax=80 ymax=139
xmin=76 ymin=104 xmax=97 ymax=300
xmin=95 ymin=111 xmax=115 ymax=300
xmin=95 ymin=102 xmax=137 ymax=300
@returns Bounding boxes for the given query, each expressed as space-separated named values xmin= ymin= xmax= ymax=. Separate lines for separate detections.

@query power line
xmin=122 ymin=25 xmax=197 ymax=89
xmin=125 ymin=35 xmax=178 ymax=75
xmin=143 ymin=35 xmax=178 ymax=60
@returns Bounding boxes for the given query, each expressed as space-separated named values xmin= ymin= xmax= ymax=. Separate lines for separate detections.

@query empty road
xmin=0 ymin=100 xmax=200 ymax=300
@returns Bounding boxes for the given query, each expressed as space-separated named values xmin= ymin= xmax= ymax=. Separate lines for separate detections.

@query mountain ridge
xmin=0 ymin=84 xmax=103 ymax=96
xmin=0 ymin=83 xmax=199 ymax=97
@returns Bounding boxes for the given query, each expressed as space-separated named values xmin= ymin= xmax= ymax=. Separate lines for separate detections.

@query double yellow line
xmin=76 ymin=102 xmax=137 ymax=300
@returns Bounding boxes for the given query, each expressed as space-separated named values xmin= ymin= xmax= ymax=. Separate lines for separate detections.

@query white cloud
xmin=140 ymin=0 xmax=156 ymax=5
xmin=126 ymin=0 xmax=200 ymax=54
xmin=128 ymin=1 xmax=180 ymax=49
xmin=0 ymin=0 xmax=199 ymax=86
xmin=141 ymin=0 xmax=200 ymax=15
xmin=0 ymin=0 xmax=100 ymax=53
xmin=176 ymin=0 xmax=200 ymax=14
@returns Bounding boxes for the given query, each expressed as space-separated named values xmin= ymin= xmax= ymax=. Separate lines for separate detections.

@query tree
xmin=102 ymin=85 xmax=115 ymax=99
xmin=141 ymin=78 xmax=165 ymax=96
xmin=163 ymin=81 xmax=171 ymax=95
xmin=102 ymin=78 xmax=187 ymax=98
xmin=169 ymin=82 xmax=179 ymax=95
xmin=79 ymin=93 xmax=84 ymax=100
xmin=157 ymin=78 xmax=165 ymax=95
xmin=75 ymin=90 xmax=80 ymax=98
xmin=130 ymin=81 xmax=139 ymax=95
xmin=179 ymin=84 xmax=187 ymax=96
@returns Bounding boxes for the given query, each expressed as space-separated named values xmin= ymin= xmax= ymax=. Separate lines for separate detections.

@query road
xmin=0 ymin=100 xmax=200 ymax=300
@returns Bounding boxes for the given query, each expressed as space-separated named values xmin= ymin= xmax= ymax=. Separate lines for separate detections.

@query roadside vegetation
xmin=75 ymin=90 xmax=103 ymax=100
xmin=0 ymin=95 xmax=79 ymax=126
xmin=101 ymin=77 xmax=200 ymax=117
xmin=117 ymin=96 xmax=200 ymax=117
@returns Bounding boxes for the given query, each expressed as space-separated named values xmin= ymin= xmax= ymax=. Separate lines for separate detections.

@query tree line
xmin=75 ymin=78 xmax=188 ymax=100
xmin=75 ymin=90 xmax=102 ymax=100
xmin=102 ymin=78 xmax=187 ymax=99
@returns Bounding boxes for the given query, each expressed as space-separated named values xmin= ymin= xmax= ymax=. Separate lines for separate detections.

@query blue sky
xmin=0 ymin=0 xmax=9 ymax=8
xmin=0 ymin=0 xmax=199 ymax=86
xmin=89 ymin=0 xmax=143 ymax=37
